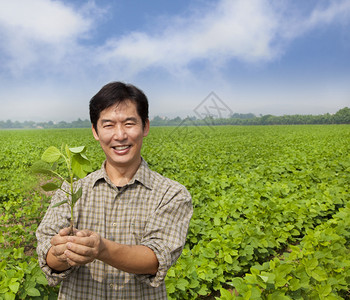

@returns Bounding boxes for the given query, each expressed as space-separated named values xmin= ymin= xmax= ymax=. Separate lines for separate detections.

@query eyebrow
xmin=100 ymin=119 xmax=113 ymax=124
xmin=100 ymin=117 xmax=139 ymax=124
xmin=124 ymin=117 xmax=138 ymax=123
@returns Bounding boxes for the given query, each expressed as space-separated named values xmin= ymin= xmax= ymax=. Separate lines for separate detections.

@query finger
xmin=66 ymin=257 xmax=77 ymax=267
xmin=66 ymin=257 xmax=86 ymax=267
xmin=67 ymin=235 xmax=98 ymax=248
xmin=59 ymin=227 xmax=72 ymax=236
xmin=76 ymin=230 xmax=90 ymax=237
xmin=50 ymin=245 xmax=69 ymax=264
xmin=51 ymin=234 xmax=69 ymax=247
xmin=75 ymin=229 xmax=93 ymax=237
xmin=51 ymin=241 xmax=72 ymax=259
xmin=56 ymin=253 xmax=69 ymax=263
xmin=51 ymin=244 xmax=67 ymax=256
xmin=64 ymin=248 xmax=95 ymax=265
xmin=66 ymin=242 xmax=97 ymax=257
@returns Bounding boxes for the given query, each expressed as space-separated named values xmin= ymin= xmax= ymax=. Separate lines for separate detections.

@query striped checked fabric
xmin=36 ymin=158 xmax=193 ymax=299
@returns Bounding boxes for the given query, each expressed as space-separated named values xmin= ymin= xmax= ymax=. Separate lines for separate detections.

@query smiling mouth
xmin=112 ymin=145 xmax=131 ymax=151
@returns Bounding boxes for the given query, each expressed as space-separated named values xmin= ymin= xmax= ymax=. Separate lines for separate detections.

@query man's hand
xmin=64 ymin=230 xmax=102 ymax=267
xmin=47 ymin=228 xmax=158 ymax=275
xmin=47 ymin=227 xmax=74 ymax=271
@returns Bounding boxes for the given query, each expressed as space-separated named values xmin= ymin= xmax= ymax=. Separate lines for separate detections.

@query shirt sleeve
xmin=36 ymin=183 xmax=78 ymax=286
xmin=137 ymin=182 xmax=193 ymax=287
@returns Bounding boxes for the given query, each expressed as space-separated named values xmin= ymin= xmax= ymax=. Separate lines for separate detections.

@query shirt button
xmin=112 ymin=222 xmax=117 ymax=226
xmin=110 ymin=283 xmax=113 ymax=289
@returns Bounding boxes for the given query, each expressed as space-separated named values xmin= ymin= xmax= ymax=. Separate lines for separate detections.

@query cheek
xmin=99 ymin=132 xmax=115 ymax=143
xmin=133 ymin=133 xmax=145 ymax=145
xmin=125 ymin=129 xmax=141 ymax=140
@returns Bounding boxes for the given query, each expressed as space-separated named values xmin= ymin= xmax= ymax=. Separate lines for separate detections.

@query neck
xmin=105 ymin=157 xmax=141 ymax=187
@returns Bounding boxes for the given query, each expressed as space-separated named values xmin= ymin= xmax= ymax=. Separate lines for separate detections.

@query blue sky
xmin=0 ymin=0 xmax=349 ymax=122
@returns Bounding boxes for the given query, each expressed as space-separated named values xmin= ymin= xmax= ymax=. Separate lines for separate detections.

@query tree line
xmin=0 ymin=118 xmax=91 ymax=129
xmin=151 ymin=107 xmax=350 ymax=126
xmin=0 ymin=107 xmax=349 ymax=129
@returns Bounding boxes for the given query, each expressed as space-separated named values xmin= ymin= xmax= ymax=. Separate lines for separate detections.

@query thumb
xmin=76 ymin=229 xmax=93 ymax=237
xmin=59 ymin=227 xmax=72 ymax=236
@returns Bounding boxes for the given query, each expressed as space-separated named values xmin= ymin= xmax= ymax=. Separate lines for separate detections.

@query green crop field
xmin=1 ymin=125 xmax=349 ymax=299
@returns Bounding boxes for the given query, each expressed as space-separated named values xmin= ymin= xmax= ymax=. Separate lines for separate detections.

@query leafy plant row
xmin=0 ymin=129 xmax=98 ymax=299
xmin=0 ymin=125 xmax=349 ymax=299
xmin=218 ymin=201 xmax=350 ymax=299
xmin=159 ymin=126 xmax=350 ymax=299
xmin=0 ymin=193 xmax=58 ymax=299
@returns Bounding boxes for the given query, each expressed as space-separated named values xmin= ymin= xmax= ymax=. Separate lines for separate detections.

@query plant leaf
xmin=69 ymin=146 xmax=85 ymax=153
xmin=52 ymin=200 xmax=68 ymax=208
xmin=36 ymin=273 xmax=48 ymax=285
xmin=26 ymin=287 xmax=41 ymax=297
xmin=41 ymin=146 xmax=61 ymax=163
xmin=83 ymin=162 xmax=93 ymax=173
xmin=65 ymin=144 xmax=70 ymax=159
xmin=31 ymin=161 xmax=56 ymax=176
xmin=41 ymin=182 xmax=61 ymax=192
xmin=80 ymin=153 xmax=88 ymax=160
xmin=72 ymin=187 xmax=82 ymax=205
xmin=51 ymin=161 xmax=58 ymax=171
xmin=9 ymin=282 xmax=20 ymax=293
xmin=71 ymin=153 xmax=91 ymax=178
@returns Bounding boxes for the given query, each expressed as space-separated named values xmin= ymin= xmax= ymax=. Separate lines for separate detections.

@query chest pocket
xmin=130 ymin=214 xmax=149 ymax=245
xmin=129 ymin=200 xmax=151 ymax=245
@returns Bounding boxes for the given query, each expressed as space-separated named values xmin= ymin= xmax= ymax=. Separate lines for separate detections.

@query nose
xmin=113 ymin=125 xmax=127 ymax=141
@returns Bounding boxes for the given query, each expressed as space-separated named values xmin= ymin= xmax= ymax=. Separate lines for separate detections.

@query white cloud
xmin=281 ymin=0 xmax=350 ymax=40
xmin=0 ymin=0 xmax=90 ymax=42
xmin=95 ymin=0 xmax=350 ymax=77
xmin=0 ymin=0 xmax=92 ymax=75
xmin=308 ymin=0 xmax=350 ymax=27
xmin=1 ymin=0 xmax=350 ymax=78
xmin=95 ymin=0 xmax=281 ymax=75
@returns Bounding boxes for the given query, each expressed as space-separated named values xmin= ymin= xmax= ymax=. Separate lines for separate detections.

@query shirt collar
xmin=91 ymin=157 xmax=153 ymax=190
xmin=130 ymin=158 xmax=153 ymax=189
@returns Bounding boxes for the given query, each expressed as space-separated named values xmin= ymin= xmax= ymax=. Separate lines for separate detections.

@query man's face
xmin=92 ymin=100 xmax=149 ymax=170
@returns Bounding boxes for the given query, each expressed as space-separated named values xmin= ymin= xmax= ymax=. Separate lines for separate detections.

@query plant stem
xmin=69 ymin=218 xmax=74 ymax=236
xmin=64 ymin=150 xmax=75 ymax=235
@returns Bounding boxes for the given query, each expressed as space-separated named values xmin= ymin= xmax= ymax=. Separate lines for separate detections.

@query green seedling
xmin=32 ymin=145 xmax=92 ymax=235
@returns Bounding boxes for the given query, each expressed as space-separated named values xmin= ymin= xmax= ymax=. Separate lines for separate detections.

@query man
xmin=36 ymin=82 xmax=193 ymax=299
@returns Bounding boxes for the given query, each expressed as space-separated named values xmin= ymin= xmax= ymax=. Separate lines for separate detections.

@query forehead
xmin=99 ymin=100 xmax=140 ymax=120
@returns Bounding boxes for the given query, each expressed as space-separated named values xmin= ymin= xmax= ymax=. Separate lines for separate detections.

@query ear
xmin=143 ymin=119 xmax=150 ymax=137
xmin=92 ymin=125 xmax=99 ymax=141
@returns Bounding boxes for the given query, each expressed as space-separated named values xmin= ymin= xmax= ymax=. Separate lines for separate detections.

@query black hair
xmin=89 ymin=82 xmax=149 ymax=131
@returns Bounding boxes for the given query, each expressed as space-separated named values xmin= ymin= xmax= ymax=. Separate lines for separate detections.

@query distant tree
xmin=152 ymin=116 xmax=163 ymax=122
xmin=13 ymin=121 xmax=22 ymax=128
xmin=230 ymin=113 xmax=255 ymax=119
xmin=168 ymin=116 xmax=182 ymax=126
xmin=150 ymin=116 xmax=164 ymax=126
xmin=1 ymin=107 xmax=349 ymax=129
xmin=333 ymin=107 xmax=350 ymax=124
xmin=5 ymin=120 xmax=13 ymax=128
xmin=57 ymin=121 xmax=69 ymax=128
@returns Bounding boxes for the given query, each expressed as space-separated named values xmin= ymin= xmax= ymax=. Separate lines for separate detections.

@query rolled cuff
xmin=36 ymin=238 xmax=76 ymax=286
xmin=136 ymin=241 xmax=173 ymax=288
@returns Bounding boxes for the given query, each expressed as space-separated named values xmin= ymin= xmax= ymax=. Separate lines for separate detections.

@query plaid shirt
xmin=36 ymin=158 xmax=193 ymax=299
